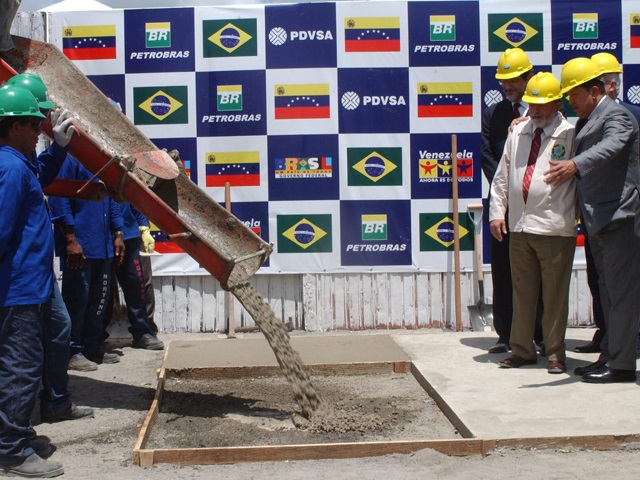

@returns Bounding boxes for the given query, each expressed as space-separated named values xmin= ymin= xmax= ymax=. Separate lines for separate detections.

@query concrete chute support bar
xmin=0 ymin=34 xmax=272 ymax=289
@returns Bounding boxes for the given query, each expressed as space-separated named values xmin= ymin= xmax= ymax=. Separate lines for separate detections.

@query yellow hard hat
xmin=495 ymin=48 xmax=533 ymax=80
xmin=559 ymin=57 xmax=604 ymax=94
xmin=590 ymin=52 xmax=622 ymax=75
xmin=522 ymin=72 xmax=562 ymax=104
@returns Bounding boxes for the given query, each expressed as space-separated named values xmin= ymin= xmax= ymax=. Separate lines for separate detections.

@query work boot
xmin=84 ymin=351 xmax=120 ymax=364
xmin=68 ymin=353 xmax=98 ymax=371
xmin=41 ymin=403 xmax=94 ymax=423
xmin=30 ymin=436 xmax=53 ymax=459
xmin=0 ymin=452 xmax=63 ymax=478
xmin=132 ymin=334 xmax=164 ymax=350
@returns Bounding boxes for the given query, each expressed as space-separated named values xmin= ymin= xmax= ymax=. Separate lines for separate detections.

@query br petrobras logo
xmin=134 ymin=86 xmax=188 ymax=125
xmin=146 ymin=22 xmax=171 ymax=48
xmin=488 ymin=13 xmax=543 ymax=51
xmin=203 ymin=19 xmax=257 ymax=57
xmin=268 ymin=26 xmax=334 ymax=46
xmin=217 ymin=85 xmax=242 ymax=112
xmin=278 ymin=214 xmax=332 ymax=253
xmin=430 ymin=15 xmax=455 ymax=42
xmin=573 ymin=13 xmax=598 ymax=39
xmin=362 ymin=214 xmax=387 ymax=241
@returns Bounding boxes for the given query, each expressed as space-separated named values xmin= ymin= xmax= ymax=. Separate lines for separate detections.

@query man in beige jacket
xmin=489 ymin=72 xmax=577 ymax=374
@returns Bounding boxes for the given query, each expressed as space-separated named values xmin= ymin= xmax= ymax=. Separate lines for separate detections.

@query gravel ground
xmin=29 ymin=332 xmax=640 ymax=480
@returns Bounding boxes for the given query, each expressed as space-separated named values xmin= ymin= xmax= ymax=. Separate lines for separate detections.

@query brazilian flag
xmin=277 ymin=214 xmax=332 ymax=253
xmin=419 ymin=213 xmax=474 ymax=252
xmin=203 ymin=19 xmax=257 ymax=58
xmin=347 ymin=147 xmax=403 ymax=186
xmin=133 ymin=86 xmax=188 ymax=125
xmin=488 ymin=13 xmax=543 ymax=52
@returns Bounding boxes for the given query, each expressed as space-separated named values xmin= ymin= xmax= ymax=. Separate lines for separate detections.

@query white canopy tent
xmin=39 ymin=0 xmax=112 ymax=12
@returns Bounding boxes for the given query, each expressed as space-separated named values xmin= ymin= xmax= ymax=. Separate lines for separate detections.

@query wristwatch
xmin=113 ymin=230 xmax=124 ymax=238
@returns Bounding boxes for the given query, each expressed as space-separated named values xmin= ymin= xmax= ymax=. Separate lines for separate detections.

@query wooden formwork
xmin=132 ymin=361 xmax=640 ymax=467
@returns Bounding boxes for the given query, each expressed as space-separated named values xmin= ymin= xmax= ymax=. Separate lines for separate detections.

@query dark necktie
xmin=522 ymin=127 xmax=543 ymax=203
xmin=513 ymin=102 xmax=521 ymax=119
xmin=575 ymin=118 xmax=586 ymax=134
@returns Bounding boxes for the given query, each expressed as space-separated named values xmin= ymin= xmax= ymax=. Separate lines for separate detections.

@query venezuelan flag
xmin=274 ymin=84 xmax=330 ymax=120
xmin=205 ymin=151 xmax=260 ymax=187
xmin=344 ymin=17 xmax=400 ymax=52
xmin=62 ymin=25 xmax=117 ymax=60
xmin=418 ymin=82 xmax=473 ymax=118
xmin=631 ymin=14 xmax=640 ymax=48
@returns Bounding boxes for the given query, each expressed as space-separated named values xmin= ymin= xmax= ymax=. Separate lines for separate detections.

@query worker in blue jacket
xmin=48 ymin=156 xmax=125 ymax=371
xmin=113 ymin=202 xmax=164 ymax=350
xmin=0 ymin=85 xmax=65 ymax=477
xmin=10 ymin=73 xmax=94 ymax=424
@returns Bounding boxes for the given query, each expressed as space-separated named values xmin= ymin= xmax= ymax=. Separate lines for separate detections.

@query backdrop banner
xmin=48 ymin=0 xmax=634 ymax=275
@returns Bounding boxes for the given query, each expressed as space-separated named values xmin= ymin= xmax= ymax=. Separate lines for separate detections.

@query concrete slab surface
xmin=162 ymin=328 xmax=639 ymax=441
xmin=393 ymin=328 xmax=640 ymax=439
xmin=163 ymin=334 xmax=409 ymax=369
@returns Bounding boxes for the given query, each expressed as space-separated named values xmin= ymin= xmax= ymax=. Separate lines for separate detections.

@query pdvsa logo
xmin=268 ymin=27 xmax=334 ymax=46
xmin=340 ymin=91 xmax=406 ymax=110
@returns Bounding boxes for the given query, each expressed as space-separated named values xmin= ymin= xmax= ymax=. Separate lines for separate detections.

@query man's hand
xmin=50 ymin=108 xmax=75 ymax=148
xmin=490 ymin=219 xmax=508 ymax=242
xmin=139 ymin=226 xmax=155 ymax=253
xmin=64 ymin=233 xmax=85 ymax=269
xmin=508 ymin=115 xmax=527 ymax=133
xmin=113 ymin=236 xmax=126 ymax=266
xmin=544 ymin=160 xmax=577 ymax=186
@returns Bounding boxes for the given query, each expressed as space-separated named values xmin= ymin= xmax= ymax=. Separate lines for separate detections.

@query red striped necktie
xmin=522 ymin=127 xmax=543 ymax=203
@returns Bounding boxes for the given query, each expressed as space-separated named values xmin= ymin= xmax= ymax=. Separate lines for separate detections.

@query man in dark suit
xmin=481 ymin=48 xmax=543 ymax=353
xmin=573 ymin=53 xmax=640 ymax=355
xmin=547 ymin=57 xmax=640 ymax=383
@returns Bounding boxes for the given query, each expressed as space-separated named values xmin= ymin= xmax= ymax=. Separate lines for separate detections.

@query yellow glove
xmin=139 ymin=226 xmax=155 ymax=253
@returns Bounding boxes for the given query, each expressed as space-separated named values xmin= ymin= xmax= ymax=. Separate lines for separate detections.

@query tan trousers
xmin=509 ymin=232 xmax=576 ymax=362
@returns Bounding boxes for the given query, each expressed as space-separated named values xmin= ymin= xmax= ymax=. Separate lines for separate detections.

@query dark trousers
xmin=62 ymin=258 xmax=112 ymax=357
xmin=139 ymin=253 xmax=158 ymax=335
xmin=0 ymin=305 xmax=42 ymax=466
xmin=490 ymin=233 xmax=544 ymax=346
xmin=114 ymin=238 xmax=155 ymax=340
xmin=584 ymin=234 xmax=606 ymax=346
xmin=589 ymin=219 xmax=640 ymax=370
xmin=40 ymin=282 xmax=72 ymax=417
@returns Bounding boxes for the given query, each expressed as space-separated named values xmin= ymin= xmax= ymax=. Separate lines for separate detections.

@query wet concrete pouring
xmin=147 ymin=372 xmax=458 ymax=450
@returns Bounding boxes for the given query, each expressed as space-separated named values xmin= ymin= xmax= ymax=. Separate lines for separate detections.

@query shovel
xmin=467 ymin=204 xmax=494 ymax=332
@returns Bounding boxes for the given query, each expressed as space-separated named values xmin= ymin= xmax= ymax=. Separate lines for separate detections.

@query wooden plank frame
xmin=133 ymin=363 xmax=640 ymax=467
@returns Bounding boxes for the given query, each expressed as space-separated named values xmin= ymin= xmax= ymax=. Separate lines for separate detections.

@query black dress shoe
xmin=573 ymin=360 xmax=606 ymax=376
xmin=574 ymin=341 xmax=601 ymax=353
xmin=581 ymin=366 xmax=637 ymax=384
xmin=488 ymin=342 xmax=510 ymax=354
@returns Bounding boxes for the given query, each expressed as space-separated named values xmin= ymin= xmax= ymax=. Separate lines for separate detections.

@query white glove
xmin=51 ymin=108 xmax=75 ymax=147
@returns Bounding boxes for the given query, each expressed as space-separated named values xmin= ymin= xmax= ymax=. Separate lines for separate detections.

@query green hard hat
xmin=6 ymin=73 xmax=55 ymax=110
xmin=0 ymin=85 xmax=47 ymax=119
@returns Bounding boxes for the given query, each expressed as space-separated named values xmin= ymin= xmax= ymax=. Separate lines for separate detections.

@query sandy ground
xmin=31 ymin=332 xmax=640 ymax=480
